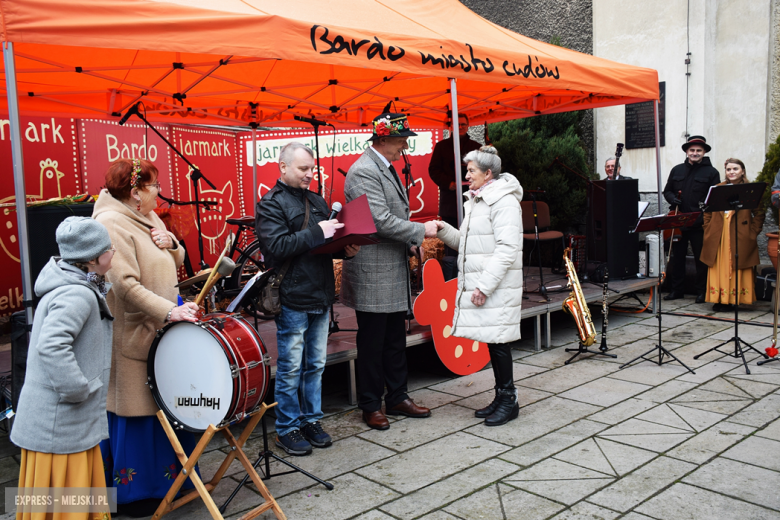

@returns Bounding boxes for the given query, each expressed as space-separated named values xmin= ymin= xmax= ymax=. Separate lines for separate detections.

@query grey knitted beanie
xmin=56 ymin=217 xmax=112 ymax=263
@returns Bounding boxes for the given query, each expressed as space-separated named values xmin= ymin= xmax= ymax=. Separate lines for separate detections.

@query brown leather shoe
xmin=362 ymin=410 xmax=390 ymax=430
xmin=386 ymin=399 xmax=431 ymax=418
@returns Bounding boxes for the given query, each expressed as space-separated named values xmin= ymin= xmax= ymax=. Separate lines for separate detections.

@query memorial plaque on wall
xmin=625 ymin=82 xmax=665 ymax=149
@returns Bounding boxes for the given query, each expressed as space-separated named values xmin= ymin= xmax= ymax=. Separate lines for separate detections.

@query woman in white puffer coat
xmin=436 ymin=146 xmax=523 ymax=426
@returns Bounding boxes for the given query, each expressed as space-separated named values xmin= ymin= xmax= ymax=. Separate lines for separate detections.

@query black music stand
xmin=620 ymin=212 xmax=699 ymax=374
xmin=693 ymin=182 xmax=769 ymax=374
xmin=220 ymin=288 xmax=334 ymax=514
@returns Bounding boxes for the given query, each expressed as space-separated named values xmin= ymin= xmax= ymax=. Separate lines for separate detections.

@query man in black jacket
xmin=662 ymin=135 xmax=720 ymax=303
xmin=256 ymin=142 xmax=359 ymax=456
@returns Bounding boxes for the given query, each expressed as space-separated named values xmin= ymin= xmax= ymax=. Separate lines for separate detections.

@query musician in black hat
xmin=662 ymin=135 xmax=721 ymax=303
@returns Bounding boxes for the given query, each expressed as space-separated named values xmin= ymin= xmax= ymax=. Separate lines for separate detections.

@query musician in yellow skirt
xmin=11 ymin=217 xmax=115 ymax=519
xmin=701 ymin=158 xmax=765 ymax=312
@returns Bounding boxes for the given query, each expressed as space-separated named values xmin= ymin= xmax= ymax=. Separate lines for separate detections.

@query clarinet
xmin=599 ymin=267 xmax=609 ymax=353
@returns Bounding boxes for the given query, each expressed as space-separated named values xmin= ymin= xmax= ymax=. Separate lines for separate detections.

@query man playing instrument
xmin=662 ymin=135 xmax=720 ymax=303
xmin=256 ymin=142 xmax=359 ymax=456
xmin=605 ymin=156 xmax=632 ymax=180
xmin=341 ymin=113 xmax=439 ymax=430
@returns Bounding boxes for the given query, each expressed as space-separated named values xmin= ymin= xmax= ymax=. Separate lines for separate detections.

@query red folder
xmin=310 ymin=194 xmax=379 ymax=254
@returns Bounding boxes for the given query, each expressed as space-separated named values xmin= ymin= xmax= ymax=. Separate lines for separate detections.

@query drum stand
xmin=151 ymin=405 xmax=286 ymax=520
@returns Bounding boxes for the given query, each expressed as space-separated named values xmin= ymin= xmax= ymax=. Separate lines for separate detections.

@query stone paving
xmin=2 ymin=293 xmax=780 ymax=519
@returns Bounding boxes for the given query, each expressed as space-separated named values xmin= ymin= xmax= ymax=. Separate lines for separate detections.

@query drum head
xmin=152 ymin=322 xmax=234 ymax=431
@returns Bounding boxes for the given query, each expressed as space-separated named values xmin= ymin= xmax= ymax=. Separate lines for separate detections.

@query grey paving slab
xmin=678 ymin=359 xmax=739 ymax=385
xmin=757 ymin=417 xmax=780 ymax=441
xmin=406 ymin=388 xmax=464 ymax=410
xmin=415 ymin=511 xmax=460 ymax=520
xmin=603 ymin=323 xmax=659 ymax=347
xmin=195 ymin=447 xmax=245 ymax=480
xmin=670 ymin=397 xmax=753 ymax=415
xmin=521 ymin=343 xmax=585 ymax=368
xmin=662 ymin=320 xmax=733 ymax=344
xmin=351 ymin=510 xmax=397 ymax=520
xmin=515 ymin=360 xmax=619 ymax=394
xmin=317 ymin=409 xmax=373 ymax=442
xmin=725 ymin=376 xmax=780 ymax=398
xmin=455 ymin=386 xmax=552 ymax=411
xmin=588 ymin=456 xmax=696 ymax=512
xmin=633 ymin=379 xmax=698 ymax=403
xmin=259 ymin=472 xmax=399 ymax=520
xmin=698 ymin=376 xmax=755 ymax=398
xmin=444 ymin=484 xmax=565 ymax=520
xmin=683 ymin=457 xmax=780 ymax=512
xmin=635 ymin=403 xmax=695 ymax=431
xmin=466 ymin=396 xmax=601 ymax=447
xmin=666 ymin=421 xmax=756 ymax=464
xmin=355 ymin=431 xmax=509 ymax=494
xmin=605 ymin=339 xmax=684 ymax=367
xmin=635 ymin=483 xmax=780 ymax=520
xmin=257 ymin=435 xmax=396 ymax=499
xmin=547 ymin=501 xmax=620 ymax=520
xmin=357 ymin=403 xmax=482 ymax=452
xmin=597 ymin=417 xmax=693 ymax=452
xmin=619 ymin=513 xmax=656 ymax=520
xmin=503 ymin=458 xmax=614 ymax=505
xmin=710 ymin=324 xmax=772 ymax=343
xmin=606 ymin=362 xmax=687 ymax=386
xmin=499 ymin=419 xmax=608 ymax=467
xmin=379 ymin=458 xmax=519 ymax=519
xmin=554 ymin=437 xmax=656 ymax=477
xmin=661 ymin=338 xmax=730 ymax=368
xmin=728 ymin=391 xmax=780 ymax=428
xmin=166 ymin=482 xmax=264 ymax=520
xmin=722 ymin=435 xmax=780 ymax=471
xmin=558 ymin=377 xmax=651 ymax=407
xmin=587 ymin=397 xmax=657 ymax=425
xmin=428 ymin=363 xmax=547 ymax=397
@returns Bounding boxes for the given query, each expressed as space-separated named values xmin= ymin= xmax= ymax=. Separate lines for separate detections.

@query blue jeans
xmin=274 ymin=305 xmax=329 ymax=437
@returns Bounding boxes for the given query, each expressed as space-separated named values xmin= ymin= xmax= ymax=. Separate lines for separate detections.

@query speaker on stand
xmin=587 ymin=179 xmax=639 ymax=280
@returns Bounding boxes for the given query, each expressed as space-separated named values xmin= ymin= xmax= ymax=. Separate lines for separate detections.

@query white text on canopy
xmin=247 ymin=132 xmax=434 ymax=166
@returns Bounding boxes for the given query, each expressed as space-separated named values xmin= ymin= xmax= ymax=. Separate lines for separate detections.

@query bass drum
xmin=147 ymin=313 xmax=270 ymax=432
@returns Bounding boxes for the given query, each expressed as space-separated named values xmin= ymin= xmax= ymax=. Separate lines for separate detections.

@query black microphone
xmin=294 ymin=115 xmax=330 ymax=127
xmin=328 ymin=201 xmax=342 ymax=220
xmin=118 ymin=102 xmax=141 ymax=126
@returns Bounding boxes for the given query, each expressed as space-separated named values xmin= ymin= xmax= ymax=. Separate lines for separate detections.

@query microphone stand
xmin=119 ymin=104 xmax=219 ymax=269
xmin=293 ymin=115 xmax=332 ymax=197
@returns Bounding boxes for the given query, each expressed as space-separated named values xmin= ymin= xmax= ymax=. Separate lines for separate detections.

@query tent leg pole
xmin=450 ymin=78 xmax=464 ymax=227
xmin=252 ymin=126 xmax=258 ymax=209
xmin=654 ymin=100 xmax=662 ymax=214
xmin=3 ymin=41 xmax=34 ymax=328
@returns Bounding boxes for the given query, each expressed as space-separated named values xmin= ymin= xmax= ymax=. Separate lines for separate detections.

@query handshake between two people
xmin=318 ymin=218 xmax=445 ymax=241
xmin=424 ymin=220 xmax=446 ymax=238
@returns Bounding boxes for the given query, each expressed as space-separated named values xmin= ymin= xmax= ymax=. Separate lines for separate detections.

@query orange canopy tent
xmin=1 ymin=0 xmax=661 ymax=320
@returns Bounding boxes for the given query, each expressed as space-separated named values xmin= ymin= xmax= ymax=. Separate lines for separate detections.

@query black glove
xmin=672 ymin=197 xmax=682 ymax=207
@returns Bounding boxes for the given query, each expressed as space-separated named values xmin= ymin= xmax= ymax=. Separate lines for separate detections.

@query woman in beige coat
xmin=436 ymin=146 xmax=523 ymax=426
xmin=93 ymin=158 xmax=200 ymax=517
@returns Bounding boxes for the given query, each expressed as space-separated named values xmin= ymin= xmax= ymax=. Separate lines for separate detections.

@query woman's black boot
xmin=475 ymin=387 xmax=500 ymax=418
xmin=485 ymin=388 xmax=519 ymax=426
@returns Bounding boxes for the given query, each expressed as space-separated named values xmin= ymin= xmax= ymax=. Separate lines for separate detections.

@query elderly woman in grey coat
xmin=436 ymin=146 xmax=524 ymax=426
xmin=11 ymin=217 xmax=114 ymax=519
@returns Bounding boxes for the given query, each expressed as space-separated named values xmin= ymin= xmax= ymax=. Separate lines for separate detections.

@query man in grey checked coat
xmin=341 ymin=113 xmax=439 ymax=430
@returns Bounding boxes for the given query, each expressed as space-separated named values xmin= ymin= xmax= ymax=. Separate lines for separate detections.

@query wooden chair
xmin=521 ymin=199 xmax=565 ymax=300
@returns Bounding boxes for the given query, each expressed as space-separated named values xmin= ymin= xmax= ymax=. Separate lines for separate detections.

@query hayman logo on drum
xmin=175 ymin=394 xmax=221 ymax=410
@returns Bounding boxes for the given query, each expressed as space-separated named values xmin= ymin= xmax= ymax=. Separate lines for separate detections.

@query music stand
xmin=693 ymin=182 xmax=769 ymax=374
xmin=620 ymin=212 xmax=699 ymax=374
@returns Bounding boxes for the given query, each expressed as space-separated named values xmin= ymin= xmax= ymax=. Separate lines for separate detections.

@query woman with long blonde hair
xmin=701 ymin=158 xmax=765 ymax=312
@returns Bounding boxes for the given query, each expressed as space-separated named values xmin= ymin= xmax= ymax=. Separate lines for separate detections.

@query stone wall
xmin=770 ymin=0 xmax=780 ymax=146
xmin=458 ymin=0 xmax=595 ymax=167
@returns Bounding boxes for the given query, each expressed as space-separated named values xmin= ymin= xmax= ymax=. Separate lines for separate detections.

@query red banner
xmin=169 ymin=126 xmax=241 ymax=269
xmin=0 ymin=116 xmax=81 ymax=316
xmin=237 ymin=128 xmax=441 ymax=222
xmin=78 ymin=119 xmax=173 ymax=196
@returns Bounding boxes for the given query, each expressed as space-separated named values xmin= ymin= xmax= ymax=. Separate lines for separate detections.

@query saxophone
xmin=562 ymin=247 xmax=597 ymax=346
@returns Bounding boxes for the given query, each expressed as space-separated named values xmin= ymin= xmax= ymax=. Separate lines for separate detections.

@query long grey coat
xmin=11 ymin=258 xmax=113 ymax=454
xmin=341 ymin=148 xmax=425 ymax=313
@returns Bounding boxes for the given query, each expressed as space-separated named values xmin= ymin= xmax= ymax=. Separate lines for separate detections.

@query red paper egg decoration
xmin=413 ymin=259 xmax=490 ymax=376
